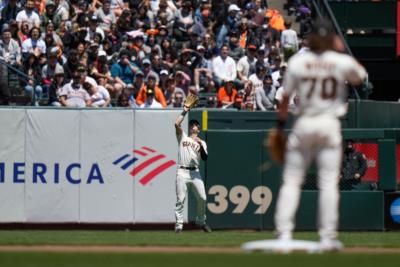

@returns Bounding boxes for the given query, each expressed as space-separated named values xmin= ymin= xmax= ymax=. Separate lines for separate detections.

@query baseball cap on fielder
xmin=189 ymin=119 xmax=200 ymax=129
xmin=308 ymin=19 xmax=336 ymax=51
xmin=311 ymin=19 xmax=334 ymax=37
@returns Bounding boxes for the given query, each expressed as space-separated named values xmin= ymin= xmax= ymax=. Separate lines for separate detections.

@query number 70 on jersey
xmin=207 ymin=185 xmax=273 ymax=214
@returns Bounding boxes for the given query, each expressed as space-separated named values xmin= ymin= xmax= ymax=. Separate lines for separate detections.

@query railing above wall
xmin=311 ymin=0 xmax=353 ymax=55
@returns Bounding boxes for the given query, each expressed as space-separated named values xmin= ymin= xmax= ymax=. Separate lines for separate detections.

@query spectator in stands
xmin=76 ymin=42 xmax=89 ymax=66
xmin=17 ymin=20 xmax=30 ymax=45
xmin=41 ymin=47 xmax=63 ymax=93
xmin=186 ymin=31 xmax=200 ymax=51
xmin=139 ymin=87 xmax=163 ymax=108
xmin=21 ymin=26 xmax=46 ymax=60
xmin=23 ymin=53 xmax=43 ymax=106
xmin=63 ymin=49 xmax=79 ymax=83
xmin=165 ymin=76 xmax=186 ymax=107
xmin=271 ymin=62 xmax=286 ymax=89
xmin=193 ymin=44 xmax=212 ymax=92
xmin=174 ymin=70 xmax=191 ymax=95
xmin=217 ymin=79 xmax=238 ymax=108
xmin=237 ymin=44 xmax=258 ymax=85
xmin=0 ymin=0 xmax=21 ymax=31
xmin=237 ymin=17 xmax=256 ymax=49
xmin=192 ymin=3 xmax=212 ymax=38
xmin=340 ymin=140 xmax=368 ymax=190
xmin=85 ymin=15 xmax=105 ymax=43
xmin=138 ymin=59 xmax=157 ymax=84
xmin=201 ymin=74 xmax=217 ymax=94
xmin=258 ymin=18 xmax=280 ymax=49
xmin=47 ymin=66 xmax=65 ymax=106
xmin=255 ymin=73 xmax=275 ymax=111
xmin=53 ymin=0 xmax=69 ymax=23
xmin=275 ymin=76 xmax=297 ymax=110
xmin=280 ymin=20 xmax=298 ymax=62
xmin=0 ymin=27 xmax=22 ymax=66
xmin=171 ymin=91 xmax=185 ymax=108
xmin=174 ymin=48 xmax=199 ymax=80
xmin=116 ymin=91 xmax=130 ymax=107
xmin=16 ymin=0 xmax=41 ymax=30
xmin=132 ymin=70 xmax=145 ymax=98
xmin=151 ymin=54 xmax=166 ymax=77
xmin=59 ymin=68 xmax=91 ymax=107
xmin=201 ymin=31 xmax=216 ymax=56
xmin=95 ymin=0 xmax=116 ymax=33
xmin=110 ymin=0 xmax=126 ymax=17
xmin=110 ymin=49 xmax=137 ymax=96
xmin=0 ymin=0 xmax=304 ymax=107
xmin=91 ymin=50 xmax=115 ymax=94
xmin=0 ymin=26 xmax=22 ymax=105
xmin=227 ymin=30 xmax=244 ymax=62
xmin=159 ymin=69 xmax=170 ymax=91
xmin=41 ymin=1 xmax=62 ymax=32
xmin=83 ymin=79 xmax=111 ymax=108
xmin=42 ymin=21 xmax=63 ymax=48
xmin=255 ymin=47 xmax=270 ymax=70
xmin=216 ymin=4 xmax=240 ymax=48
xmin=238 ymin=80 xmax=256 ymax=111
xmin=249 ymin=64 xmax=266 ymax=107
xmin=136 ymin=73 xmax=167 ymax=107
xmin=211 ymin=44 xmax=237 ymax=88
xmin=173 ymin=0 xmax=194 ymax=43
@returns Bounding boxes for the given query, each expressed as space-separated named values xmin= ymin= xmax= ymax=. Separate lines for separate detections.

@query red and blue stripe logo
xmin=113 ymin=146 xmax=176 ymax=185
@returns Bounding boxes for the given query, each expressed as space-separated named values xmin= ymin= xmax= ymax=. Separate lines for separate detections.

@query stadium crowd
xmin=0 ymin=0 xmax=312 ymax=109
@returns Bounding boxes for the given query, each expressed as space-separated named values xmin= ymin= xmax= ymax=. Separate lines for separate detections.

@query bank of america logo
xmin=113 ymin=146 xmax=176 ymax=185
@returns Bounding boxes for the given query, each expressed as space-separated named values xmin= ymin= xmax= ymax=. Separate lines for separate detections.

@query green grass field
xmin=0 ymin=231 xmax=399 ymax=267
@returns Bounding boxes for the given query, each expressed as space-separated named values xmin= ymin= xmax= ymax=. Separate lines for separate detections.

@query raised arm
xmin=175 ymin=105 xmax=190 ymax=136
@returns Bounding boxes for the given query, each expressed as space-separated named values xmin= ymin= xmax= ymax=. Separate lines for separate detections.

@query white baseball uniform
xmin=274 ymin=50 xmax=366 ymax=241
xmin=174 ymin=129 xmax=208 ymax=231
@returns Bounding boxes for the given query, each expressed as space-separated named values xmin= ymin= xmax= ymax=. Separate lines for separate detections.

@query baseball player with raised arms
xmin=274 ymin=19 xmax=367 ymax=251
xmin=174 ymin=104 xmax=212 ymax=233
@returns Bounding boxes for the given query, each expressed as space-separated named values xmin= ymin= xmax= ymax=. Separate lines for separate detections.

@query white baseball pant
xmin=175 ymin=169 xmax=207 ymax=230
xmin=275 ymin=115 xmax=342 ymax=241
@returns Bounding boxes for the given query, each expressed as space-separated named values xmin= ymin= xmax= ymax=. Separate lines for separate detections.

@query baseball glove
xmin=265 ymin=128 xmax=287 ymax=164
xmin=184 ymin=93 xmax=200 ymax=109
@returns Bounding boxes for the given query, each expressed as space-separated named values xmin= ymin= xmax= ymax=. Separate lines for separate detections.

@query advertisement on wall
xmin=0 ymin=109 xmax=184 ymax=223
xmin=385 ymin=192 xmax=400 ymax=230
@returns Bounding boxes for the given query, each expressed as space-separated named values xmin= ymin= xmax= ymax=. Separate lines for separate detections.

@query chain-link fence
xmin=302 ymin=139 xmax=379 ymax=191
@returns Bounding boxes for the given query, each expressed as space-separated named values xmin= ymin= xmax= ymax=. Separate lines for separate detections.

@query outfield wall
xmin=0 ymin=109 xmax=184 ymax=223
xmin=0 ymin=107 xmax=398 ymax=230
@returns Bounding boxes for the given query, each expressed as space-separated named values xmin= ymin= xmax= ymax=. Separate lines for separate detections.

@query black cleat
xmin=201 ymin=224 xmax=212 ymax=233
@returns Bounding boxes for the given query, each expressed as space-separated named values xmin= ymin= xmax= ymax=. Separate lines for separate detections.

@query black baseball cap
xmin=189 ymin=119 xmax=200 ymax=128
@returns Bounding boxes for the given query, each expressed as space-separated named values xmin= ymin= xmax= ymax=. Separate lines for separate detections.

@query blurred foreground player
xmin=274 ymin=19 xmax=367 ymax=251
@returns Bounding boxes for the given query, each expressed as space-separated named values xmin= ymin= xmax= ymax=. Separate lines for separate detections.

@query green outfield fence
xmin=188 ymin=100 xmax=400 ymax=231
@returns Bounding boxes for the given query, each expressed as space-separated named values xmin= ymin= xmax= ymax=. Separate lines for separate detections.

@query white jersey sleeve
xmin=283 ymin=51 xmax=366 ymax=117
